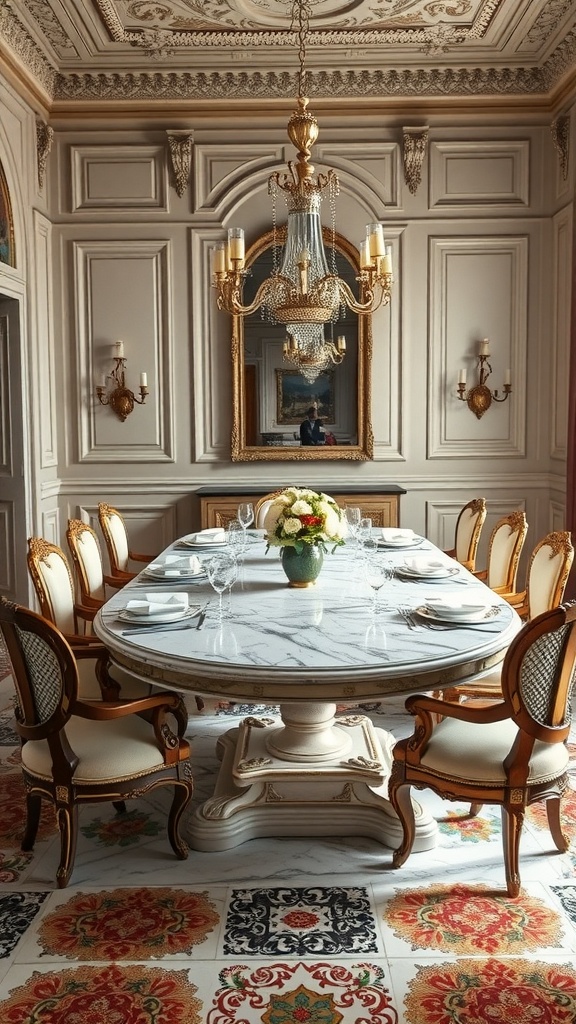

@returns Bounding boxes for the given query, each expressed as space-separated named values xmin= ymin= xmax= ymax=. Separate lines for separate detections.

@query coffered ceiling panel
xmin=1 ymin=0 xmax=575 ymax=105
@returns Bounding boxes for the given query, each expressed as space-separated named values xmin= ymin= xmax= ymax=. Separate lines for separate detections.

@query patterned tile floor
xmin=0 ymin=666 xmax=576 ymax=1022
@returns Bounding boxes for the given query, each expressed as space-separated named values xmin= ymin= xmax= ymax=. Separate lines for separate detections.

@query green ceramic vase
xmin=281 ymin=544 xmax=324 ymax=587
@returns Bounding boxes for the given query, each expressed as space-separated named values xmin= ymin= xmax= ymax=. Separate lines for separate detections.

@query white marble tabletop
xmin=94 ymin=534 xmax=522 ymax=706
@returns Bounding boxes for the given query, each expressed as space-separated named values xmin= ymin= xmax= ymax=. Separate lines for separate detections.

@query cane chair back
xmin=389 ymin=601 xmax=576 ymax=897
xmin=0 ymin=598 xmax=193 ymax=888
xmin=482 ymin=511 xmax=528 ymax=593
xmin=445 ymin=497 xmax=487 ymax=572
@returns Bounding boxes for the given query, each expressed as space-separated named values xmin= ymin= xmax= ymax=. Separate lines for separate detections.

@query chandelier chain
xmin=291 ymin=0 xmax=311 ymax=98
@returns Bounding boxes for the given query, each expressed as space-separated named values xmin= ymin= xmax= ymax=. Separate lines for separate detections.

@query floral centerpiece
xmin=263 ymin=487 xmax=347 ymax=587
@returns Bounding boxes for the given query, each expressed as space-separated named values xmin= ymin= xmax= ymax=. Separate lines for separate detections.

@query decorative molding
xmin=70 ymin=145 xmax=167 ymax=212
xmin=551 ymin=114 xmax=570 ymax=181
xmin=0 ymin=0 xmax=57 ymax=96
xmin=430 ymin=141 xmax=530 ymax=208
xmin=166 ymin=130 xmax=194 ymax=198
xmin=22 ymin=0 xmax=79 ymax=57
xmin=35 ymin=118 xmax=53 ymax=189
xmin=402 ymin=127 xmax=428 ymax=195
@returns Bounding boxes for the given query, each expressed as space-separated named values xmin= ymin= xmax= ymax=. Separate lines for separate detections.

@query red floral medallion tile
xmin=527 ymin=789 xmax=576 ymax=832
xmin=0 ymin=963 xmax=202 ymax=1023
xmin=438 ymin=809 xmax=499 ymax=843
xmin=384 ymin=883 xmax=563 ymax=955
xmin=0 ymin=774 xmax=56 ymax=844
xmin=38 ymin=887 xmax=220 ymax=959
xmin=404 ymin=957 xmax=576 ymax=1023
xmin=209 ymin=962 xmax=398 ymax=1023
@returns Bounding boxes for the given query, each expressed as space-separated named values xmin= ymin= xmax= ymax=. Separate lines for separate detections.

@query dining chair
xmin=97 ymin=502 xmax=157 ymax=584
xmin=0 ymin=597 xmax=193 ymax=888
xmin=27 ymin=536 xmax=144 ymax=701
xmin=66 ymin=518 xmax=124 ymax=611
xmin=473 ymin=510 xmax=528 ymax=595
xmin=443 ymin=497 xmax=487 ymax=572
xmin=441 ymin=530 xmax=574 ymax=708
xmin=254 ymin=491 xmax=284 ymax=528
xmin=389 ymin=600 xmax=576 ymax=897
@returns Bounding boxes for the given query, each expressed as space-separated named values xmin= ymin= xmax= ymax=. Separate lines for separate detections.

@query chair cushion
xmin=420 ymin=717 xmax=569 ymax=785
xmin=21 ymin=714 xmax=169 ymax=782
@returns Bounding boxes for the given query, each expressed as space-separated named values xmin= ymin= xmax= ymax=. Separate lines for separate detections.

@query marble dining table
xmin=94 ymin=531 xmax=522 ymax=853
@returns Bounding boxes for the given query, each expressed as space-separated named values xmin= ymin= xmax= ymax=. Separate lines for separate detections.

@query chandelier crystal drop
xmin=211 ymin=0 xmax=393 ymax=379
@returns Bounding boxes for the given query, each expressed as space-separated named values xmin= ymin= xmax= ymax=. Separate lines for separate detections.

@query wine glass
xmin=345 ymin=506 xmax=361 ymax=550
xmin=358 ymin=517 xmax=373 ymax=552
xmin=207 ymin=551 xmax=239 ymax=623
xmin=227 ymin=519 xmax=245 ymax=554
xmin=237 ymin=503 xmax=254 ymax=548
xmin=364 ymin=555 xmax=388 ymax=615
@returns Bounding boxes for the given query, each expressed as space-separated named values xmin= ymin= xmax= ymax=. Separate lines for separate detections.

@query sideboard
xmin=197 ymin=484 xmax=405 ymax=529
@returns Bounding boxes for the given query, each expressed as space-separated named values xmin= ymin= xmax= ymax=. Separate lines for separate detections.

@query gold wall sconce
xmin=457 ymin=339 xmax=511 ymax=419
xmin=96 ymin=341 xmax=149 ymax=422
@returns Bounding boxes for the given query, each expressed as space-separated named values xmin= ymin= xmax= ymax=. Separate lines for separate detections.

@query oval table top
xmin=94 ymin=533 xmax=522 ymax=706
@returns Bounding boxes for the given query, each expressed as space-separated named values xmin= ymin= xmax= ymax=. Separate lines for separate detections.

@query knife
xmin=196 ymin=603 xmax=210 ymax=630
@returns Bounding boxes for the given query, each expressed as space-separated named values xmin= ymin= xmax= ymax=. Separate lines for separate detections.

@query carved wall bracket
xmin=402 ymin=126 xmax=429 ymax=195
xmin=551 ymin=114 xmax=570 ymax=180
xmin=166 ymin=129 xmax=194 ymax=197
xmin=36 ymin=118 xmax=54 ymax=189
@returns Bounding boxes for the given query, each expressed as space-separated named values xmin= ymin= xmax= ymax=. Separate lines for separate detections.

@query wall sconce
xmin=457 ymin=339 xmax=511 ymax=419
xmin=96 ymin=341 xmax=149 ymax=422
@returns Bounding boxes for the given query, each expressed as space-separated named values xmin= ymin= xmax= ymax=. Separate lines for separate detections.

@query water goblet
xmin=358 ymin=517 xmax=373 ymax=551
xmin=227 ymin=519 xmax=245 ymax=554
xmin=345 ymin=506 xmax=361 ymax=550
xmin=207 ymin=551 xmax=239 ymax=623
xmin=364 ymin=556 xmax=388 ymax=616
xmin=237 ymin=502 xmax=254 ymax=548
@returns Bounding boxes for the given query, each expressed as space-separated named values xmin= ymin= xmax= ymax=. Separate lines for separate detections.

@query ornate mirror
xmin=231 ymin=228 xmax=373 ymax=461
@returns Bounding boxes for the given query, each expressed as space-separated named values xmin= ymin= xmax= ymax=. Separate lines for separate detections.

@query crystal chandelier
xmin=211 ymin=0 xmax=393 ymax=384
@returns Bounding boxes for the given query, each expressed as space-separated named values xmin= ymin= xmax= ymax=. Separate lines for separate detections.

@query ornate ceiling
xmin=1 ymin=0 xmax=576 ymax=106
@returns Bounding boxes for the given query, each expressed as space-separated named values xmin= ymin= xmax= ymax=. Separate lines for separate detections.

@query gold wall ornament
xmin=95 ymin=340 xmax=149 ymax=421
xmin=402 ymin=126 xmax=429 ymax=195
xmin=456 ymin=339 xmax=512 ymax=419
xmin=35 ymin=118 xmax=53 ymax=190
xmin=551 ymin=114 xmax=570 ymax=180
xmin=166 ymin=129 xmax=194 ymax=197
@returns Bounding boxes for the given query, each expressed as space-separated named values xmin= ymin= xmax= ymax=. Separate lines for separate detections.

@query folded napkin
xmin=147 ymin=554 xmax=203 ymax=576
xmin=425 ymin=595 xmax=488 ymax=615
xmin=184 ymin=528 xmax=226 ymax=545
xmin=382 ymin=528 xmax=416 ymax=544
xmin=125 ymin=593 xmax=189 ymax=617
xmin=404 ymin=558 xmax=447 ymax=576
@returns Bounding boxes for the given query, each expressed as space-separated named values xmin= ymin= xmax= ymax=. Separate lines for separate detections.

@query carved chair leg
xmin=21 ymin=791 xmax=42 ymax=851
xmin=545 ymin=796 xmax=570 ymax=852
xmin=501 ymin=805 xmax=523 ymax=898
xmin=167 ymin=781 xmax=193 ymax=860
xmin=112 ymin=801 xmax=127 ymax=815
xmin=469 ymin=802 xmax=483 ymax=816
xmin=389 ymin=781 xmax=416 ymax=868
xmin=56 ymin=803 xmax=79 ymax=889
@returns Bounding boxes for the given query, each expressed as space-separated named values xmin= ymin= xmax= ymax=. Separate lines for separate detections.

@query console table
xmin=197 ymin=484 xmax=405 ymax=530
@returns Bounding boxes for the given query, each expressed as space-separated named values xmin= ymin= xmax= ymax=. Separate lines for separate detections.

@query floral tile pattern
xmin=223 ymin=886 xmax=379 ymax=956
xmin=0 ymin=893 xmax=49 ymax=958
xmin=80 ymin=808 xmax=164 ymax=847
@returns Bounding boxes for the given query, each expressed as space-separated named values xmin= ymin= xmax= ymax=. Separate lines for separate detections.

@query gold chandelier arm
xmin=334 ymin=277 xmax=392 ymax=315
xmin=215 ymin=274 xmax=295 ymax=317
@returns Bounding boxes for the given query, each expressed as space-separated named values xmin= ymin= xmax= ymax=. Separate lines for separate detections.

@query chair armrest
xmin=75 ymin=602 xmax=97 ymax=622
xmin=65 ymin=632 xmax=103 ymax=646
xmin=73 ymin=691 xmax=186 ymax=722
xmin=406 ymin=692 xmax=510 ymax=724
xmin=129 ymin=551 xmax=157 ymax=564
xmin=443 ymin=547 xmax=456 ymax=559
xmin=504 ymin=589 xmax=526 ymax=607
xmin=103 ymin=574 xmax=127 ymax=590
xmin=473 ymin=568 xmax=488 ymax=581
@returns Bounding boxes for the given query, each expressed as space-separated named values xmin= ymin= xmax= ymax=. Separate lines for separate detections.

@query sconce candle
xmin=504 ymin=369 xmax=511 ymax=386
xmin=115 ymin=340 xmax=125 ymax=358
xmin=456 ymin=342 xmax=512 ymax=419
xmin=96 ymin=348 xmax=149 ymax=422
xmin=479 ymin=338 xmax=490 ymax=356
xmin=140 ymin=372 xmax=148 ymax=387
xmin=227 ymin=227 xmax=245 ymax=265
xmin=458 ymin=368 xmax=467 ymax=384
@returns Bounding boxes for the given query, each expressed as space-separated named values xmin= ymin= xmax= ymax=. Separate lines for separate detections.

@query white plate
xmin=378 ymin=536 xmax=425 ymax=550
xmin=117 ymin=605 xmax=200 ymax=625
xmin=142 ymin=566 xmax=207 ymax=580
xmin=179 ymin=537 xmax=227 ymax=549
xmin=415 ymin=604 xmax=498 ymax=625
xmin=397 ymin=566 xmax=460 ymax=582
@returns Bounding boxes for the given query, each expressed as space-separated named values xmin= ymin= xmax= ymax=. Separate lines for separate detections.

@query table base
xmin=188 ymin=713 xmax=438 ymax=853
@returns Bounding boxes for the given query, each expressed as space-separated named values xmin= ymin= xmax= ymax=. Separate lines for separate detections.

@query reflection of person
xmin=299 ymin=406 xmax=325 ymax=446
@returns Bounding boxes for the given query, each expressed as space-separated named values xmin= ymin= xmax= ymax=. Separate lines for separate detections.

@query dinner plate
xmin=378 ymin=536 xmax=425 ymax=550
xmin=117 ymin=605 xmax=201 ymax=625
xmin=179 ymin=537 xmax=227 ymax=549
xmin=397 ymin=565 xmax=460 ymax=582
xmin=415 ymin=604 xmax=499 ymax=625
xmin=142 ymin=566 xmax=207 ymax=581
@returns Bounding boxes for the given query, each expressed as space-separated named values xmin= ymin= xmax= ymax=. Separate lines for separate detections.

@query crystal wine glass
xmin=364 ymin=556 xmax=388 ymax=615
xmin=207 ymin=551 xmax=239 ymax=623
xmin=358 ymin=517 xmax=373 ymax=552
xmin=345 ymin=506 xmax=361 ymax=550
xmin=237 ymin=502 xmax=254 ymax=548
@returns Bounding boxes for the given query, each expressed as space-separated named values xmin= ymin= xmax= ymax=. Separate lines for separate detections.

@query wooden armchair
xmin=473 ymin=510 xmax=528 ymax=595
xmin=98 ymin=502 xmax=157 ymax=584
xmin=389 ymin=601 xmax=576 ymax=897
xmin=66 ymin=518 xmax=125 ymax=611
xmin=443 ymin=497 xmax=487 ymax=572
xmin=0 ymin=598 xmax=193 ymax=888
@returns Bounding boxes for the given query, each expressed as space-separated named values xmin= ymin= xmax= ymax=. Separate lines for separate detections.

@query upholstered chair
xmin=389 ymin=601 xmax=576 ymax=897
xmin=0 ymin=598 xmax=193 ymax=888
xmin=66 ymin=518 xmax=124 ymax=610
xmin=255 ymin=491 xmax=284 ymax=529
xmin=97 ymin=503 xmax=157 ymax=584
xmin=473 ymin=510 xmax=528 ymax=595
xmin=443 ymin=497 xmax=487 ymax=572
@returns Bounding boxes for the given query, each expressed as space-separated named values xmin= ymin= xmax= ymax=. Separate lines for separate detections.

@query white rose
xmin=291 ymin=499 xmax=313 ymax=516
xmin=282 ymin=517 xmax=302 ymax=536
xmin=323 ymin=504 xmax=342 ymax=539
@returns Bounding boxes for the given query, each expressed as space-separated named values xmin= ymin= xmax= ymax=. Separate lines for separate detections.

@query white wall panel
xmin=428 ymin=235 xmax=527 ymax=459
xmin=550 ymin=207 xmax=571 ymax=459
xmin=70 ymin=145 xmax=167 ymax=212
xmin=73 ymin=239 xmax=174 ymax=463
xmin=32 ymin=212 xmax=57 ymax=468
xmin=430 ymin=141 xmax=530 ymax=208
xmin=194 ymin=144 xmax=284 ymax=214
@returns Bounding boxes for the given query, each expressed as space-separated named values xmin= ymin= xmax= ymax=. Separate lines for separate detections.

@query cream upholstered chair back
xmin=27 ymin=537 xmax=77 ymax=636
xmin=98 ymin=503 xmax=130 ymax=575
xmin=525 ymin=531 xmax=574 ymax=620
xmin=66 ymin=519 xmax=106 ymax=605
xmin=453 ymin=498 xmax=486 ymax=571
xmin=485 ymin=511 xmax=528 ymax=592
xmin=255 ymin=491 xmax=284 ymax=529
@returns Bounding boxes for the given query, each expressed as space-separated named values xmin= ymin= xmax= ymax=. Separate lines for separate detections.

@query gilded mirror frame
xmin=231 ymin=228 xmax=373 ymax=461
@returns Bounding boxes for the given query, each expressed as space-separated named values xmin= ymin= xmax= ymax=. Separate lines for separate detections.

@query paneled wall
xmin=0 ymin=77 xmax=573 ymax=602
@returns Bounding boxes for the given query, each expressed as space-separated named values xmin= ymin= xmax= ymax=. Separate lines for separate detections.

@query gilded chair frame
xmin=444 ymin=497 xmax=487 ymax=572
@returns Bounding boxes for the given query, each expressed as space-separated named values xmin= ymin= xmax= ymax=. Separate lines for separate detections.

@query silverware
xmin=196 ymin=602 xmax=210 ymax=630
xmin=399 ymin=607 xmax=419 ymax=630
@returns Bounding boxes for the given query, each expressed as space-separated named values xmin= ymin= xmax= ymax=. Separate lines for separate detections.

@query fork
xmin=399 ymin=607 xmax=419 ymax=630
